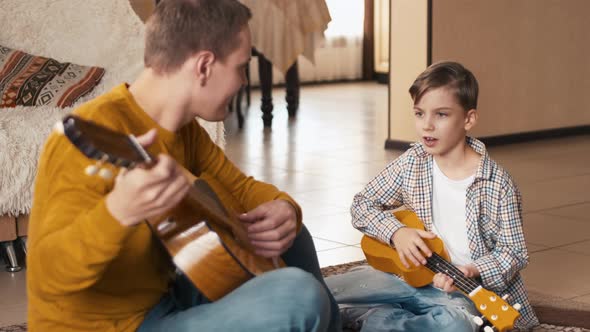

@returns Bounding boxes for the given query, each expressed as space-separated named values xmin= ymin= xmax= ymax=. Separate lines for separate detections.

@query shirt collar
xmin=411 ymin=136 xmax=492 ymax=180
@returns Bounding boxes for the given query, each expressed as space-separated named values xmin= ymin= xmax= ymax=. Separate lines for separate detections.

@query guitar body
xmin=148 ymin=173 xmax=286 ymax=301
xmin=58 ymin=115 xmax=285 ymax=302
xmin=361 ymin=210 xmax=449 ymax=287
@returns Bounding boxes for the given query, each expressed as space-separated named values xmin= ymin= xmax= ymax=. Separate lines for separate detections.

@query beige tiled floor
xmin=1 ymin=82 xmax=589 ymax=326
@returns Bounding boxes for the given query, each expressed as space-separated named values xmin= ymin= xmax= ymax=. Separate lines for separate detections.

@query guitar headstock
xmin=55 ymin=115 xmax=152 ymax=178
xmin=469 ymin=286 xmax=521 ymax=332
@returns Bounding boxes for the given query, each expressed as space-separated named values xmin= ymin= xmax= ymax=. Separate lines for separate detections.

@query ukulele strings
xmin=427 ymin=254 xmax=479 ymax=291
xmin=425 ymin=253 xmax=480 ymax=292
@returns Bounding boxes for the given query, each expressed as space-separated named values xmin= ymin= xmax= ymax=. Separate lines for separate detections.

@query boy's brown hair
xmin=144 ymin=0 xmax=252 ymax=74
xmin=409 ymin=61 xmax=479 ymax=111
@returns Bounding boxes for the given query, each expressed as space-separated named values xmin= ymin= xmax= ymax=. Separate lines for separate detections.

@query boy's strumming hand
xmin=239 ymin=200 xmax=298 ymax=258
xmin=433 ymin=263 xmax=480 ymax=293
xmin=391 ymin=228 xmax=437 ymax=268
xmin=106 ymin=130 xmax=191 ymax=227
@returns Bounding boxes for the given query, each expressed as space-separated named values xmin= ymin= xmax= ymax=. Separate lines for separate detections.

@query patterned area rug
xmin=2 ymin=261 xmax=589 ymax=332
xmin=320 ymin=260 xmax=590 ymax=332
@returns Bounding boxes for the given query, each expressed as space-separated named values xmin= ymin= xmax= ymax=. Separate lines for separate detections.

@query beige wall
xmin=388 ymin=0 xmax=590 ymax=142
xmin=432 ymin=0 xmax=590 ymax=137
xmin=388 ymin=0 xmax=428 ymax=142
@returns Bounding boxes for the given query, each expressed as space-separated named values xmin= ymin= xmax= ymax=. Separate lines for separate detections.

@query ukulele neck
xmin=424 ymin=253 xmax=479 ymax=294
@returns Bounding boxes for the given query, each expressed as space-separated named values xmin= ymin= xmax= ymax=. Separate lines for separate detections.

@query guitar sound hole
xmin=157 ymin=218 xmax=177 ymax=235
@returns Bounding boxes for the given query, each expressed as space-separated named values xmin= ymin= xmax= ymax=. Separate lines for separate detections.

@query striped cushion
xmin=0 ymin=44 xmax=105 ymax=108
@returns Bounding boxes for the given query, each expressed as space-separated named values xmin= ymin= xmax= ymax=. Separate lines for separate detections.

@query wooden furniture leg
xmin=256 ymin=51 xmax=274 ymax=127
xmin=285 ymin=61 xmax=300 ymax=117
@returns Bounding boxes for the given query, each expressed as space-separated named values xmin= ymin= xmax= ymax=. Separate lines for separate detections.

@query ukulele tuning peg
xmin=85 ymin=164 xmax=99 ymax=176
xmin=502 ymin=294 xmax=509 ymax=300
xmin=483 ymin=326 xmax=495 ymax=332
xmin=473 ymin=316 xmax=484 ymax=326
xmin=53 ymin=121 xmax=65 ymax=135
xmin=513 ymin=303 xmax=522 ymax=311
xmin=98 ymin=168 xmax=113 ymax=180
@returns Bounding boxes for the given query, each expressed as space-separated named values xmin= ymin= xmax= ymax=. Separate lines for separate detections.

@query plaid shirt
xmin=351 ymin=137 xmax=539 ymax=329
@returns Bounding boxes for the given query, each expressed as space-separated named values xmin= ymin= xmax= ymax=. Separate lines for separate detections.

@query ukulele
xmin=361 ymin=210 xmax=521 ymax=332
xmin=55 ymin=115 xmax=285 ymax=301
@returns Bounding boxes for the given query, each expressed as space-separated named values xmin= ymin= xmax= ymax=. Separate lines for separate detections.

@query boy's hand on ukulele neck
xmin=390 ymin=227 xmax=436 ymax=268
xmin=433 ymin=264 xmax=480 ymax=293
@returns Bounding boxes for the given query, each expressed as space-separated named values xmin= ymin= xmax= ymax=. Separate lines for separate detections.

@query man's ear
xmin=464 ymin=108 xmax=478 ymax=131
xmin=194 ymin=51 xmax=216 ymax=86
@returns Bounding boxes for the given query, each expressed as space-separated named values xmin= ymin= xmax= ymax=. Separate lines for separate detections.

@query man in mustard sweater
xmin=26 ymin=0 xmax=339 ymax=331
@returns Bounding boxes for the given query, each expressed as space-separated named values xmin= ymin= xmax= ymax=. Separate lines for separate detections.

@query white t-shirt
xmin=431 ymin=158 xmax=475 ymax=266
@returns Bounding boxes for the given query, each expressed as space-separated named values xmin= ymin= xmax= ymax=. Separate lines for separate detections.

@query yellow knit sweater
xmin=27 ymin=84 xmax=302 ymax=331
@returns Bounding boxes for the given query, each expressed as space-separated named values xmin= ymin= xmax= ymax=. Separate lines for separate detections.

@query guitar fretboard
xmin=424 ymin=253 xmax=480 ymax=294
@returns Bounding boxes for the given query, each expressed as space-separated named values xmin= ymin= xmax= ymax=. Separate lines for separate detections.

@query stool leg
xmin=285 ymin=61 xmax=300 ymax=117
xmin=246 ymin=62 xmax=251 ymax=106
xmin=236 ymin=87 xmax=245 ymax=129
xmin=257 ymin=53 xmax=274 ymax=127
xmin=20 ymin=236 xmax=27 ymax=255
xmin=2 ymin=241 xmax=22 ymax=272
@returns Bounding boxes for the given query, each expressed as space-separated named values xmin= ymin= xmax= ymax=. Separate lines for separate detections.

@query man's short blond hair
xmin=144 ymin=0 xmax=251 ymax=74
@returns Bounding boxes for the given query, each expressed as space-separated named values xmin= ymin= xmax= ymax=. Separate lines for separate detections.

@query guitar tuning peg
xmin=502 ymin=294 xmax=509 ymax=300
xmin=85 ymin=164 xmax=99 ymax=176
xmin=483 ymin=326 xmax=495 ymax=332
xmin=53 ymin=121 xmax=65 ymax=134
xmin=98 ymin=168 xmax=113 ymax=180
xmin=473 ymin=316 xmax=484 ymax=326
xmin=513 ymin=303 xmax=522 ymax=311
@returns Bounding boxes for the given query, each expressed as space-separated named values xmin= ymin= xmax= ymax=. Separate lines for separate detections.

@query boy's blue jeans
xmin=326 ymin=266 xmax=480 ymax=332
xmin=138 ymin=226 xmax=341 ymax=332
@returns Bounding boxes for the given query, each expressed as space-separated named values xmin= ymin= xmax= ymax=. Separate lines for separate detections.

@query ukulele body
xmin=361 ymin=210 xmax=449 ymax=287
xmin=361 ymin=210 xmax=521 ymax=332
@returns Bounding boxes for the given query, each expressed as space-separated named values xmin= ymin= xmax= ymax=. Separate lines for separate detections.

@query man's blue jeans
xmin=326 ymin=266 xmax=480 ymax=332
xmin=138 ymin=226 xmax=340 ymax=332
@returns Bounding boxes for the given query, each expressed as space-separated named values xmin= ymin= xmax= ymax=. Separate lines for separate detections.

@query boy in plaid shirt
xmin=326 ymin=62 xmax=539 ymax=331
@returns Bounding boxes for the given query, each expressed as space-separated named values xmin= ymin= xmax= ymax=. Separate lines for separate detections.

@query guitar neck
xmin=424 ymin=253 xmax=480 ymax=294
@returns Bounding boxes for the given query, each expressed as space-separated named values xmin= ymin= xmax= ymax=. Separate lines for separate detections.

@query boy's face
xmin=191 ymin=27 xmax=251 ymax=122
xmin=413 ymin=87 xmax=477 ymax=157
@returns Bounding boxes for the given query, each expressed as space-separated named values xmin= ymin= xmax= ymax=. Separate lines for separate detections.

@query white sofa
xmin=0 ymin=0 xmax=225 ymax=271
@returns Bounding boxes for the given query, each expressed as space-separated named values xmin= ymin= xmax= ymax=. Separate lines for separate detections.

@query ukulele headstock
xmin=55 ymin=115 xmax=152 ymax=178
xmin=469 ymin=286 xmax=521 ymax=332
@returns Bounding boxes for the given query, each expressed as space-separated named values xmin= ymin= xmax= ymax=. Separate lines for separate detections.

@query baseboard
xmin=375 ymin=72 xmax=389 ymax=84
xmin=384 ymin=139 xmax=412 ymax=150
xmin=384 ymin=125 xmax=590 ymax=150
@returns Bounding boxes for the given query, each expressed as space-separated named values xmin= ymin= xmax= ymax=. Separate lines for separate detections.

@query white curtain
xmin=249 ymin=0 xmax=365 ymax=85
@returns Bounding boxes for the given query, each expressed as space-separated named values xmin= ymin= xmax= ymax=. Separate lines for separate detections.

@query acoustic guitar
xmin=361 ymin=210 xmax=521 ymax=332
xmin=55 ymin=115 xmax=285 ymax=301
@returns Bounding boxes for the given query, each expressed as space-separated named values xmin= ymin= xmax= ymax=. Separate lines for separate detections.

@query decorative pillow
xmin=0 ymin=44 xmax=105 ymax=108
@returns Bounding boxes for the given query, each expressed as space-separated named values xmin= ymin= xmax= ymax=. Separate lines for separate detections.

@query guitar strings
xmin=426 ymin=254 xmax=480 ymax=292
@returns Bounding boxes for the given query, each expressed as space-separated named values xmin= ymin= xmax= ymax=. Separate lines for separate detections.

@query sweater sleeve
xmin=28 ymin=133 xmax=135 ymax=296
xmin=191 ymin=123 xmax=302 ymax=230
